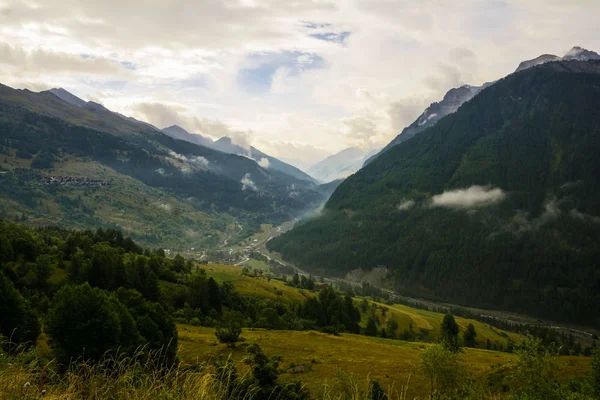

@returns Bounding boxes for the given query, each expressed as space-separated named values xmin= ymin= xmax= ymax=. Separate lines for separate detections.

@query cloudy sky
xmin=1 ymin=0 xmax=598 ymax=166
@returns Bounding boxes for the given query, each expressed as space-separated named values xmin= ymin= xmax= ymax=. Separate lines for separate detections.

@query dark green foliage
xmin=368 ymin=380 xmax=388 ymax=400
xmin=207 ymin=277 xmax=222 ymax=315
xmin=47 ymin=283 xmax=126 ymax=365
xmin=592 ymin=348 xmax=600 ymax=396
xmin=47 ymin=283 xmax=178 ymax=368
xmin=31 ymin=151 xmax=55 ymax=169
xmin=386 ymin=319 xmax=399 ymax=339
xmin=509 ymin=335 xmax=563 ymax=399
xmin=243 ymin=343 xmax=309 ymax=400
xmin=269 ymin=61 xmax=600 ymax=329
xmin=365 ymin=316 xmax=378 ymax=337
xmin=464 ymin=323 xmax=477 ymax=348
xmin=0 ymin=271 xmax=40 ymax=345
xmin=215 ymin=312 xmax=243 ymax=348
xmin=298 ymin=287 xmax=361 ymax=334
xmin=441 ymin=314 xmax=460 ymax=352
xmin=115 ymin=288 xmax=178 ymax=365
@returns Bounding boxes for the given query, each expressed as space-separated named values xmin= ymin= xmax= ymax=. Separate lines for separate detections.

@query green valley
xmin=269 ymin=60 xmax=600 ymax=330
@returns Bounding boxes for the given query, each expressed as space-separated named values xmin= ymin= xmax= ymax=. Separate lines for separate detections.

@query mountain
xmin=367 ymin=46 xmax=600 ymax=166
xmin=162 ymin=125 xmax=214 ymax=148
xmin=515 ymin=54 xmax=561 ymax=73
xmin=48 ymin=88 xmax=88 ymax=108
xmin=308 ymin=147 xmax=380 ymax=183
xmin=364 ymin=85 xmax=486 ymax=165
xmin=268 ymin=60 xmax=600 ymax=329
xmin=211 ymin=136 xmax=317 ymax=183
xmin=0 ymin=84 xmax=325 ymax=250
xmin=562 ymin=46 xmax=600 ymax=61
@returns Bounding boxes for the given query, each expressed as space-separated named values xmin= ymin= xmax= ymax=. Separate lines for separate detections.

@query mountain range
xmin=269 ymin=56 xmax=600 ymax=329
xmin=307 ymin=147 xmax=380 ymax=183
xmin=0 ymin=84 xmax=327 ymax=250
xmin=161 ymin=125 xmax=316 ymax=183
xmin=366 ymin=46 xmax=600 ymax=165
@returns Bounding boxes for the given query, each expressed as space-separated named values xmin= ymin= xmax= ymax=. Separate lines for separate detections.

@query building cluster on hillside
xmin=40 ymin=176 xmax=109 ymax=187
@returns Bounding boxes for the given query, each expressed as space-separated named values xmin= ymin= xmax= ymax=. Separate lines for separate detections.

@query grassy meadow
xmin=202 ymin=263 xmax=313 ymax=303
xmin=177 ymin=325 xmax=591 ymax=398
xmin=198 ymin=263 xmax=519 ymax=350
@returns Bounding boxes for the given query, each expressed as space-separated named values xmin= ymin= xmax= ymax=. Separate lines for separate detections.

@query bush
xmin=47 ymin=283 xmax=178 ymax=367
xmin=0 ymin=272 xmax=40 ymax=345
xmin=47 ymin=283 xmax=127 ymax=366
xmin=215 ymin=312 xmax=243 ymax=348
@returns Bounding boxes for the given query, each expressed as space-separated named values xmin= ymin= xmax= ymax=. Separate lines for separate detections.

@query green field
xmin=245 ymin=258 xmax=272 ymax=271
xmin=200 ymin=263 xmax=519 ymax=350
xmin=366 ymin=301 xmax=522 ymax=350
xmin=177 ymin=325 xmax=590 ymax=398
xmin=203 ymin=263 xmax=312 ymax=302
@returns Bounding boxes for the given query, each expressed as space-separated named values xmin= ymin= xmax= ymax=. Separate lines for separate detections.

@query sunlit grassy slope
xmin=200 ymin=263 xmax=519 ymax=350
xmin=203 ymin=263 xmax=312 ymax=303
xmin=177 ymin=325 xmax=590 ymax=398
xmin=365 ymin=301 xmax=523 ymax=350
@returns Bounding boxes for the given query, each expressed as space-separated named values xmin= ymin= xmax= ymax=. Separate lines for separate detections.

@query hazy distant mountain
xmin=162 ymin=125 xmax=214 ymax=148
xmin=308 ymin=147 xmax=379 ymax=183
xmin=211 ymin=137 xmax=317 ymax=183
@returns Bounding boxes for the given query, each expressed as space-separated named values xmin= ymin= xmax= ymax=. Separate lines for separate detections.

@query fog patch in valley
xmin=431 ymin=185 xmax=506 ymax=209
xmin=397 ymin=199 xmax=415 ymax=211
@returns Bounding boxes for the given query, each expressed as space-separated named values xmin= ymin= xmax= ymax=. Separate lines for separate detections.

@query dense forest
xmin=268 ymin=61 xmax=600 ymax=329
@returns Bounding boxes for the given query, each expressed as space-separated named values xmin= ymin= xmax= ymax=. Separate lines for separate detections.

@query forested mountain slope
xmin=268 ymin=60 xmax=600 ymax=328
xmin=0 ymin=84 xmax=325 ymax=249
xmin=366 ymin=46 xmax=600 ymax=166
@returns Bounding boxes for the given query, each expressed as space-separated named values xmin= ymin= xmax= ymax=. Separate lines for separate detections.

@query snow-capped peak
xmin=562 ymin=46 xmax=600 ymax=61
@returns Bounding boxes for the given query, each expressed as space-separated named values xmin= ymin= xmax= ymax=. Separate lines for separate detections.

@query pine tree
xmin=440 ymin=314 xmax=460 ymax=352
xmin=207 ymin=277 xmax=222 ymax=314
xmin=365 ymin=316 xmax=378 ymax=337
xmin=144 ymin=271 xmax=160 ymax=302
xmin=463 ymin=323 xmax=477 ymax=348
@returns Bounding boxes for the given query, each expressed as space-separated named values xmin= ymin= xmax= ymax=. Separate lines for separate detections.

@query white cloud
xmin=431 ymin=186 xmax=506 ymax=209
xmin=0 ymin=42 xmax=130 ymax=76
xmin=271 ymin=67 xmax=291 ymax=94
xmin=190 ymin=156 xmax=209 ymax=169
xmin=169 ymin=151 xmax=188 ymax=162
xmin=241 ymin=173 xmax=258 ymax=191
xmin=397 ymin=200 xmax=415 ymax=211
xmin=2 ymin=0 xmax=600 ymax=163
xmin=168 ymin=151 xmax=209 ymax=172
xmin=257 ymin=157 xmax=270 ymax=168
